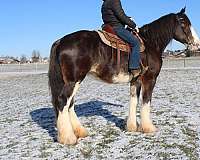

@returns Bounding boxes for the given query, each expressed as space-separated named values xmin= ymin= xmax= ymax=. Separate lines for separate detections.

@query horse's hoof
xmin=58 ymin=134 xmax=77 ymax=145
xmin=138 ymin=124 xmax=157 ymax=133
xmin=126 ymin=120 xmax=138 ymax=132
xmin=74 ymin=126 xmax=88 ymax=138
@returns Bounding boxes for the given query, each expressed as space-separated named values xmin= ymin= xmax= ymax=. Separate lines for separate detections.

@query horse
xmin=48 ymin=8 xmax=200 ymax=145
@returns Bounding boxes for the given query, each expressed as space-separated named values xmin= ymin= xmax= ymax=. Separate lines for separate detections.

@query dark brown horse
xmin=48 ymin=8 xmax=199 ymax=145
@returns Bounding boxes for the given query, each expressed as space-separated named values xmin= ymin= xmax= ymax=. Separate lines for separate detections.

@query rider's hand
xmin=135 ymin=26 xmax=139 ymax=33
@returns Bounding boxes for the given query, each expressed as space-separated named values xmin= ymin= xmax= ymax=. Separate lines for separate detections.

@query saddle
xmin=96 ymin=25 xmax=146 ymax=73
xmin=97 ymin=24 xmax=145 ymax=53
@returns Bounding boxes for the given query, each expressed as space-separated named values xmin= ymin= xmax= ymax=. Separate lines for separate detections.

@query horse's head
xmin=174 ymin=7 xmax=200 ymax=50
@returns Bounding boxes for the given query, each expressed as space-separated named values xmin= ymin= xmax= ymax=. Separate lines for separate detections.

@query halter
xmin=176 ymin=15 xmax=192 ymax=45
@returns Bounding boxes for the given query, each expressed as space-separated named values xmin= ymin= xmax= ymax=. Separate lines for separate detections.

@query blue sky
xmin=0 ymin=0 xmax=199 ymax=58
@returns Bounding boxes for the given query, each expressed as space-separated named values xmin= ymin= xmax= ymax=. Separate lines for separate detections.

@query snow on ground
xmin=0 ymin=65 xmax=200 ymax=159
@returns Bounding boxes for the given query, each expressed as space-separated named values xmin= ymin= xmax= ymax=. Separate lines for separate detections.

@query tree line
xmin=0 ymin=50 xmax=49 ymax=64
xmin=20 ymin=50 xmax=43 ymax=63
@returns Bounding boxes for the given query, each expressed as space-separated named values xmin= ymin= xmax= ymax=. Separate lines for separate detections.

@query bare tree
xmin=31 ymin=50 xmax=41 ymax=63
xmin=20 ymin=55 xmax=27 ymax=63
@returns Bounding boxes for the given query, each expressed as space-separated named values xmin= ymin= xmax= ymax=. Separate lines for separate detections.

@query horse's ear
xmin=180 ymin=6 xmax=186 ymax=14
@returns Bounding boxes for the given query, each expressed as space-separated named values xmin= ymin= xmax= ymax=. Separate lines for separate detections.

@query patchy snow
xmin=0 ymin=66 xmax=200 ymax=159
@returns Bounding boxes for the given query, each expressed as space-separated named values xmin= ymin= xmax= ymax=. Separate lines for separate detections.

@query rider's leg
xmin=113 ymin=26 xmax=141 ymax=77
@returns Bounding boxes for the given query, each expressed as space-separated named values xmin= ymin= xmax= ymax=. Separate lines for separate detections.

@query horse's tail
xmin=48 ymin=39 xmax=64 ymax=117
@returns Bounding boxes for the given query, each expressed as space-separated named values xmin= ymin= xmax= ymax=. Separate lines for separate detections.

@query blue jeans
xmin=113 ymin=26 xmax=140 ymax=70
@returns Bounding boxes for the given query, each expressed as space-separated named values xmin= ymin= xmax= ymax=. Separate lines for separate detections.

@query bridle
xmin=176 ymin=14 xmax=192 ymax=45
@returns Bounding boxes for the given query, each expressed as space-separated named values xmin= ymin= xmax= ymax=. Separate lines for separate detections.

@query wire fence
xmin=162 ymin=57 xmax=200 ymax=69
xmin=0 ymin=57 xmax=200 ymax=73
xmin=0 ymin=63 xmax=48 ymax=73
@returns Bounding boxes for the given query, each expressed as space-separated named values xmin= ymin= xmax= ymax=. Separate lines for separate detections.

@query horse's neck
xmin=141 ymin=15 xmax=176 ymax=54
xmin=157 ymin=33 xmax=174 ymax=53
xmin=145 ymin=28 xmax=173 ymax=53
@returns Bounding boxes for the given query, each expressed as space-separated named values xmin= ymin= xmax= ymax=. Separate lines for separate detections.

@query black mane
xmin=140 ymin=13 xmax=178 ymax=51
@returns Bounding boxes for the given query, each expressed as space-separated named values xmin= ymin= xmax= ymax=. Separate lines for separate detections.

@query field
xmin=0 ymin=60 xmax=200 ymax=159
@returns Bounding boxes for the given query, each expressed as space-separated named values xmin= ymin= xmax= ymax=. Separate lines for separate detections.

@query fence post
xmin=183 ymin=58 xmax=186 ymax=68
xmin=19 ymin=63 xmax=21 ymax=72
xmin=167 ymin=59 xmax=169 ymax=69
xmin=35 ymin=63 xmax=38 ymax=72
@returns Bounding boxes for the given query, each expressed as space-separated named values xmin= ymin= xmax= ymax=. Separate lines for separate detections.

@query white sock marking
xmin=57 ymin=82 xmax=80 ymax=144
xmin=141 ymin=102 xmax=151 ymax=125
xmin=127 ymin=85 xmax=137 ymax=128
xmin=69 ymin=104 xmax=82 ymax=130
xmin=129 ymin=96 xmax=137 ymax=121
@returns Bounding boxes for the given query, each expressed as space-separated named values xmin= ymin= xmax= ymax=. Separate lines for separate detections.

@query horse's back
xmin=57 ymin=30 xmax=99 ymax=57
xmin=60 ymin=30 xmax=99 ymax=46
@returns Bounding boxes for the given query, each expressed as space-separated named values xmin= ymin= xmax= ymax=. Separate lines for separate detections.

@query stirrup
xmin=130 ymin=69 xmax=141 ymax=83
xmin=140 ymin=62 xmax=149 ymax=75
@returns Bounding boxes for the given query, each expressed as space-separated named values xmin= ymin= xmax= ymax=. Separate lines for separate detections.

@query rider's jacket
xmin=101 ymin=0 xmax=136 ymax=29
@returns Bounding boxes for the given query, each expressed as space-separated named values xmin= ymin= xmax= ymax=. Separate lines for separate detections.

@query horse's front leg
xmin=126 ymin=83 xmax=139 ymax=132
xmin=139 ymin=78 xmax=157 ymax=133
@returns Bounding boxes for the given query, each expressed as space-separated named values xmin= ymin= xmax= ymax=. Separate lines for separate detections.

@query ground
xmin=0 ymin=64 xmax=200 ymax=159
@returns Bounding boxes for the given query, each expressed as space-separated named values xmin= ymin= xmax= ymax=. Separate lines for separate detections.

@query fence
xmin=162 ymin=57 xmax=200 ymax=69
xmin=0 ymin=58 xmax=200 ymax=73
xmin=0 ymin=63 xmax=48 ymax=73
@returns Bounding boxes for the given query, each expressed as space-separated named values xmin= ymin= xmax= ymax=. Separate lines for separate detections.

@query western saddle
xmin=96 ymin=24 xmax=145 ymax=73
xmin=97 ymin=24 xmax=145 ymax=53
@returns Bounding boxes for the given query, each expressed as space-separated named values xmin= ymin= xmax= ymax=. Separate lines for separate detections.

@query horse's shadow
xmin=30 ymin=100 xmax=125 ymax=141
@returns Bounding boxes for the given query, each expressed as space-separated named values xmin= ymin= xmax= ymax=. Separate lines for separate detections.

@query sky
xmin=0 ymin=0 xmax=200 ymax=58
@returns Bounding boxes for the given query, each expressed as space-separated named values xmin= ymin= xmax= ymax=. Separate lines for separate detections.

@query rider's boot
xmin=130 ymin=63 xmax=149 ymax=81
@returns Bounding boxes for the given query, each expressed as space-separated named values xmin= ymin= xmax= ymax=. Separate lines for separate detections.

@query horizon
xmin=0 ymin=0 xmax=200 ymax=58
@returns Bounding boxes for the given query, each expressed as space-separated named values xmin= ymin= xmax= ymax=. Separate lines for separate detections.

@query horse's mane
xmin=140 ymin=13 xmax=178 ymax=50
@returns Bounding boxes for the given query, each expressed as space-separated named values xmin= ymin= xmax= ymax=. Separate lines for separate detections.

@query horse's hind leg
xmin=69 ymin=101 xmax=88 ymax=138
xmin=57 ymin=82 xmax=80 ymax=145
xmin=139 ymin=78 xmax=157 ymax=133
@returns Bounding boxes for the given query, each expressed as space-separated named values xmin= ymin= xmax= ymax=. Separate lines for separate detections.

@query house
xmin=0 ymin=57 xmax=20 ymax=64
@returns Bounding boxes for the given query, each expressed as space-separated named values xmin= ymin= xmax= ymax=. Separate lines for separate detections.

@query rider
xmin=101 ymin=0 xmax=147 ymax=78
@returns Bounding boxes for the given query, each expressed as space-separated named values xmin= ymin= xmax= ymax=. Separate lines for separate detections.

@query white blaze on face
xmin=190 ymin=26 xmax=200 ymax=44
xmin=188 ymin=26 xmax=200 ymax=51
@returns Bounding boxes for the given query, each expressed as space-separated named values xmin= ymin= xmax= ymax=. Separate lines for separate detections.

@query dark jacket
xmin=101 ymin=0 xmax=136 ymax=29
